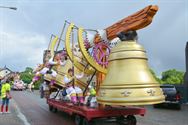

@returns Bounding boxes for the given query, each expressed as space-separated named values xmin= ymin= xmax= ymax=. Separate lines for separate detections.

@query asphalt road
xmin=9 ymin=91 xmax=188 ymax=125
xmin=137 ymin=104 xmax=188 ymax=125
xmin=11 ymin=90 xmax=75 ymax=125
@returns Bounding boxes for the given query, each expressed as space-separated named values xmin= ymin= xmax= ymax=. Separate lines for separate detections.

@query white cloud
xmin=0 ymin=31 xmax=47 ymax=71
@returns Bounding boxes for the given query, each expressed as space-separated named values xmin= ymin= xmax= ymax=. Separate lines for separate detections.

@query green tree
xmin=161 ymin=69 xmax=184 ymax=84
xmin=25 ymin=67 xmax=33 ymax=73
xmin=20 ymin=67 xmax=34 ymax=84
xmin=20 ymin=67 xmax=42 ymax=89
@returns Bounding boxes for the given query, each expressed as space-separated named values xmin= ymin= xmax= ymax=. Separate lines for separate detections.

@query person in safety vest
xmin=1 ymin=80 xmax=11 ymax=114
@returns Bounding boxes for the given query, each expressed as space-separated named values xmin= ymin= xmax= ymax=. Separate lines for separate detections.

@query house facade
xmin=0 ymin=66 xmax=12 ymax=79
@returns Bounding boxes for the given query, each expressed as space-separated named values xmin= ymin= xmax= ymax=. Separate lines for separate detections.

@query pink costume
xmin=33 ymin=72 xmax=41 ymax=81
xmin=43 ymin=58 xmax=66 ymax=85
xmin=64 ymin=73 xmax=84 ymax=104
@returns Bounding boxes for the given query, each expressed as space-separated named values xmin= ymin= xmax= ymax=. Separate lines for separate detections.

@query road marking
xmin=12 ymin=99 xmax=31 ymax=125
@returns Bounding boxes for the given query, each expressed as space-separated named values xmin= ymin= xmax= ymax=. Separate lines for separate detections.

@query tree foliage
xmin=161 ymin=69 xmax=184 ymax=84
xmin=150 ymin=69 xmax=184 ymax=84
xmin=20 ymin=67 xmax=34 ymax=84
xmin=20 ymin=67 xmax=42 ymax=89
xmin=25 ymin=67 xmax=33 ymax=73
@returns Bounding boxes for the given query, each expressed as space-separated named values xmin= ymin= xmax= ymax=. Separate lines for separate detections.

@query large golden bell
xmin=97 ymin=40 xmax=165 ymax=106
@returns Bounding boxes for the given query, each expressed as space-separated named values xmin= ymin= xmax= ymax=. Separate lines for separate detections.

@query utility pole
xmin=184 ymin=42 xmax=188 ymax=103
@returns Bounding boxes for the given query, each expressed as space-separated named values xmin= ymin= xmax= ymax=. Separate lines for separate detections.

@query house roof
xmin=0 ymin=66 xmax=12 ymax=72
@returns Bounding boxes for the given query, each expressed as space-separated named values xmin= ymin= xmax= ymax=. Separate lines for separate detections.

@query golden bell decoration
xmin=97 ymin=40 xmax=165 ymax=106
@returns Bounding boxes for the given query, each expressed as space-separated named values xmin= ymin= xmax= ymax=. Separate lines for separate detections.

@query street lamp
xmin=0 ymin=5 xmax=17 ymax=10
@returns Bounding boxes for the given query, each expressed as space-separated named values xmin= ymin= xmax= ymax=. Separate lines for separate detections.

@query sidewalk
xmin=0 ymin=99 xmax=25 ymax=125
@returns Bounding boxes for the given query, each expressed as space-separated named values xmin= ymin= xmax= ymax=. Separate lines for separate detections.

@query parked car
xmin=12 ymin=80 xmax=26 ymax=91
xmin=154 ymin=84 xmax=181 ymax=110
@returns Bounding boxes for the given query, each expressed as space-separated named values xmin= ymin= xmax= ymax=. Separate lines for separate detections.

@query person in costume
xmin=48 ymin=53 xmax=67 ymax=85
xmin=64 ymin=68 xmax=84 ymax=104
xmin=84 ymin=85 xmax=97 ymax=107
xmin=29 ymin=53 xmax=67 ymax=91
xmin=29 ymin=63 xmax=46 ymax=92
xmin=29 ymin=64 xmax=44 ymax=92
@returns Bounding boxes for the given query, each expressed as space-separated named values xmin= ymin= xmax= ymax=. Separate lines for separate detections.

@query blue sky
xmin=0 ymin=0 xmax=187 ymax=75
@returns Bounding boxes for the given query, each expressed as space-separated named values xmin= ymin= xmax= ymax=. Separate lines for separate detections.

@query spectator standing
xmin=0 ymin=80 xmax=11 ymax=114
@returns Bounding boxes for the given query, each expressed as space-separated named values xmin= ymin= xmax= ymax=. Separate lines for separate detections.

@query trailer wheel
xmin=127 ymin=115 xmax=136 ymax=125
xmin=49 ymin=105 xmax=53 ymax=112
xmin=75 ymin=115 xmax=83 ymax=125
xmin=116 ymin=115 xmax=127 ymax=125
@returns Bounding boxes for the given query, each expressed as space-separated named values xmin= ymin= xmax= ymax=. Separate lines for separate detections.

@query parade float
xmin=31 ymin=5 xmax=165 ymax=125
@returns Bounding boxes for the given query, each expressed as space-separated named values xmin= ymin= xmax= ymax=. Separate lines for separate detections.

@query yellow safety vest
xmin=90 ymin=88 xmax=96 ymax=96
xmin=1 ymin=83 xmax=10 ymax=98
